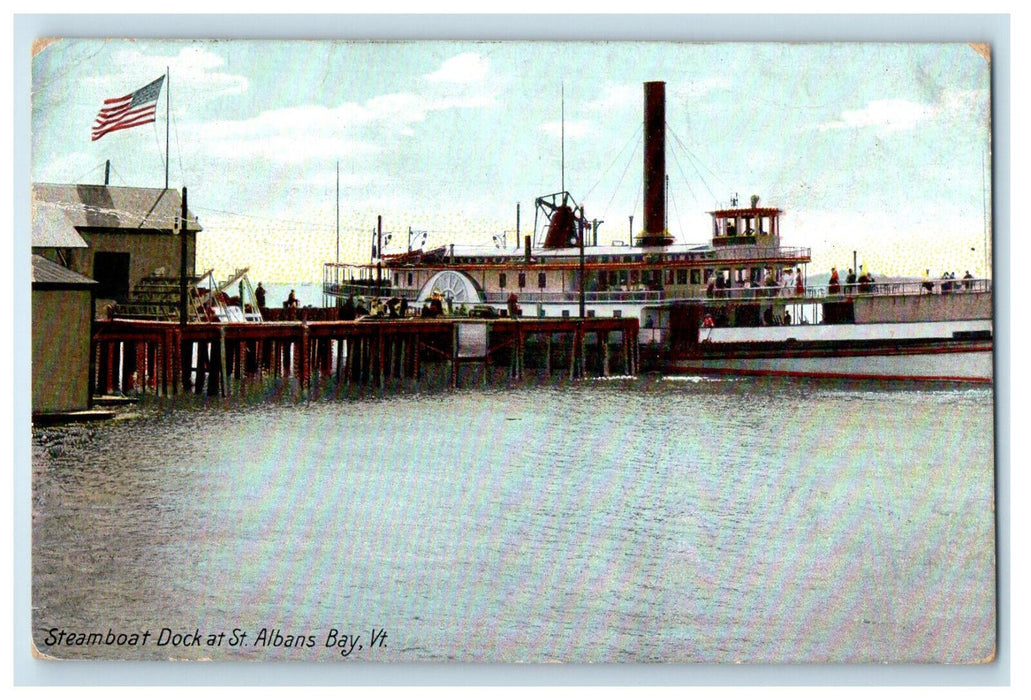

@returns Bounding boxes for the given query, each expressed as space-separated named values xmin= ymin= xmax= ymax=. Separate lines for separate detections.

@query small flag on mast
xmin=92 ymin=76 xmax=165 ymax=142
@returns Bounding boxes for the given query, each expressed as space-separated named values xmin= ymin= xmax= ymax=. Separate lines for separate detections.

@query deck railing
xmin=323 ymin=277 xmax=992 ymax=305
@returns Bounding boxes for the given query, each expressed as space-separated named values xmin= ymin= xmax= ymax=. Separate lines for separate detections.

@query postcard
xmin=28 ymin=36 xmax=996 ymax=669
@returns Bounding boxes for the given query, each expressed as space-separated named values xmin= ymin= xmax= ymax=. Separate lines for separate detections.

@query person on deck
xmin=922 ymin=269 xmax=934 ymax=293
xmin=507 ymin=292 xmax=521 ymax=318
xmin=845 ymin=268 xmax=857 ymax=295
xmin=794 ymin=268 xmax=804 ymax=296
xmin=340 ymin=294 xmax=356 ymax=321
xmin=255 ymin=282 xmax=266 ymax=309
xmin=828 ymin=268 xmax=840 ymax=295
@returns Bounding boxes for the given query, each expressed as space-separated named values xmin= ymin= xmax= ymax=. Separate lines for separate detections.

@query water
xmin=31 ymin=376 xmax=995 ymax=663
xmin=260 ymin=282 xmax=323 ymax=310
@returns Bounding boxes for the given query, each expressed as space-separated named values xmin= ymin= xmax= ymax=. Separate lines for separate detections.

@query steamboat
xmin=322 ymin=82 xmax=992 ymax=383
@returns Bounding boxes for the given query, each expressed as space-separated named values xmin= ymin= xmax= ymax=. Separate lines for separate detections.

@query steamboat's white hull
xmin=669 ymin=320 xmax=993 ymax=383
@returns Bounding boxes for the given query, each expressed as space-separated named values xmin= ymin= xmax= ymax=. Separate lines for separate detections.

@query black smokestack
xmin=638 ymin=81 xmax=673 ymax=247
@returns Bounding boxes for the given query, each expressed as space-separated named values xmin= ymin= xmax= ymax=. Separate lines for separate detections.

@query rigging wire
xmin=667 ymin=124 xmax=726 ymax=204
xmin=582 ymin=122 xmax=642 ymax=203
xmin=69 ymin=161 xmax=108 ymax=186
xmin=667 ymin=136 xmax=698 ymax=204
xmin=668 ymin=177 xmax=683 ymax=242
xmin=601 ymin=129 xmax=643 ymax=224
xmin=173 ymin=101 xmax=187 ymax=190
xmin=151 ymin=120 xmax=165 ymax=185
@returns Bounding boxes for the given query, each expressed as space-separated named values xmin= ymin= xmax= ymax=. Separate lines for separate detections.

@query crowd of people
xmin=705 ymin=267 xmax=809 ymax=299
xmin=922 ymin=269 xmax=975 ymax=294
xmin=335 ymin=289 xmax=501 ymax=321
xmin=827 ymin=266 xmax=875 ymax=295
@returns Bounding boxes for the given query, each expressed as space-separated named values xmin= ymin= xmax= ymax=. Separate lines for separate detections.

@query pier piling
xmin=90 ymin=316 xmax=639 ymax=398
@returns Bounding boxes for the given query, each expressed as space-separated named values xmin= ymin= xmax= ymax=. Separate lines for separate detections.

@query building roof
xmin=31 ymin=200 xmax=88 ymax=248
xmin=31 ymin=254 xmax=97 ymax=288
xmin=31 ymin=183 xmax=202 ymax=236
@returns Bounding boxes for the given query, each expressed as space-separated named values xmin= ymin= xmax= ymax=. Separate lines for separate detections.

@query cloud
xmin=818 ymin=98 xmax=936 ymax=133
xmin=84 ymin=45 xmax=249 ymax=99
xmin=191 ymin=90 xmax=494 ymax=164
xmin=587 ymin=78 xmax=729 ymax=113
xmin=817 ymin=85 xmax=990 ymax=136
xmin=424 ymin=52 xmax=489 ymax=83
xmin=587 ymin=84 xmax=639 ymax=111
xmin=541 ymin=120 xmax=592 ymax=139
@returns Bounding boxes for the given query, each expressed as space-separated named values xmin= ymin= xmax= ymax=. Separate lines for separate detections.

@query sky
xmin=30 ymin=38 xmax=993 ymax=283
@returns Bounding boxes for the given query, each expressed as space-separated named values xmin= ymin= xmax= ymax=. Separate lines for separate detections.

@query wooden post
xmin=300 ymin=323 xmax=310 ymax=390
xmin=194 ymin=341 xmax=207 ymax=395
xmin=339 ymin=338 xmax=346 ymax=385
xmin=208 ymin=338 xmax=222 ymax=397
xmin=219 ymin=326 xmax=228 ymax=397
xmin=378 ymin=329 xmax=385 ymax=390
xmin=602 ymin=330 xmax=610 ymax=377
xmin=143 ymin=342 xmax=153 ymax=394
xmin=626 ymin=327 xmax=635 ymax=377
xmin=568 ymin=330 xmax=576 ymax=380
xmin=579 ymin=325 xmax=586 ymax=379
xmin=515 ymin=327 xmax=523 ymax=381
xmin=451 ymin=323 xmax=459 ymax=389
xmin=546 ymin=332 xmax=552 ymax=376
xmin=171 ymin=329 xmax=180 ymax=394
xmin=414 ymin=337 xmax=420 ymax=381
xmin=624 ymin=330 xmax=631 ymax=376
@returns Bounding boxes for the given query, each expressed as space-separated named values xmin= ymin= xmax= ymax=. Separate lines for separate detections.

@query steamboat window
xmin=679 ymin=269 xmax=690 ymax=284
xmin=538 ymin=272 xmax=547 ymax=288
xmin=689 ymin=269 xmax=699 ymax=285
xmin=665 ymin=269 xmax=674 ymax=285
xmin=704 ymin=268 xmax=714 ymax=281
xmin=613 ymin=310 xmax=622 ymax=318
xmin=518 ymin=272 xmax=526 ymax=288
xmin=407 ymin=272 xmax=413 ymax=286
xmin=499 ymin=272 xmax=507 ymax=289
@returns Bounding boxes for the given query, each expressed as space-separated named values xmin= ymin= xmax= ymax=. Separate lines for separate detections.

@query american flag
xmin=91 ymin=76 xmax=165 ymax=142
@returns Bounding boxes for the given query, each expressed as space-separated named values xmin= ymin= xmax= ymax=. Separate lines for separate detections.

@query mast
xmin=335 ymin=161 xmax=340 ymax=263
xmin=561 ymin=83 xmax=565 ymax=200
xmin=165 ymin=67 xmax=170 ymax=190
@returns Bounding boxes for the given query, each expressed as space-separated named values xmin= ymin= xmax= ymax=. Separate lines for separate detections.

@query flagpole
xmin=336 ymin=161 xmax=340 ymax=264
xmin=165 ymin=67 xmax=170 ymax=190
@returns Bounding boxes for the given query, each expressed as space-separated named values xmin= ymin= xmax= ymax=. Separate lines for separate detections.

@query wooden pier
xmin=90 ymin=316 xmax=640 ymax=398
